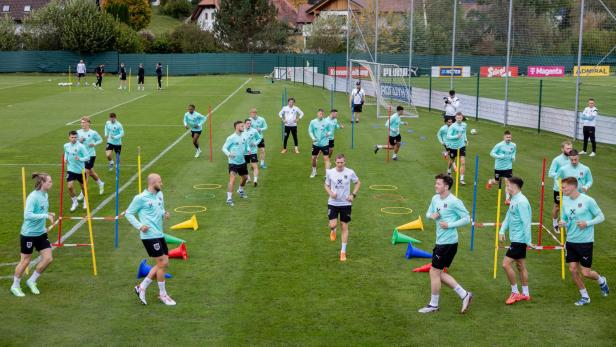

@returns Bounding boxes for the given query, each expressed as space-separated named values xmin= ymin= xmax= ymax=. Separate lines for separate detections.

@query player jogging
xmin=324 ymin=153 xmax=360 ymax=261
xmin=64 ymin=130 xmax=90 ymax=212
xmin=419 ymin=173 xmax=473 ymax=314
xmin=487 ymin=130 xmax=516 ymax=204
xmin=548 ymin=140 xmax=572 ymax=232
xmin=222 ymin=121 xmax=249 ymax=206
xmin=498 ymin=176 xmax=532 ymax=305
xmin=77 ymin=116 xmax=105 ymax=195
xmin=279 ymin=97 xmax=304 ymax=154
xmin=555 ymin=149 xmax=593 ymax=193
xmin=559 ymin=176 xmax=608 ymax=306
xmin=10 ymin=173 xmax=55 ymax=297
xmin=183 ymin=104 xmax=208 ymax=158
xmin=327 ymin=109 xmax=343 ymax=156
xmin=437 ymin=117 xmax=453 ymax=160
xmin=126 ymin=173 xmax=176 ymax=306
xmin=249 ymin=108 xmax=268 ymax=169
xmin=446 ymin=112 xmax=468 ymax=184
xmin=374 ymin=105 xmax=407 ymax=160
xmin=309 ymin=109 xmax=333 ymax=178
xmin=243 ymin=118 xmax=261 ymax=187
xmin=104 ymin=113 xmax=124 ymax=171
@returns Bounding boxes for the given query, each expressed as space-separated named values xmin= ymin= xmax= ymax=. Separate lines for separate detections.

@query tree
xmin=159 ymin=0 xmax=193 ymax=19
xmin=214 ymin=0 xmax=288 ymax=52
xmin=103 ymin=0 xmax=152 ymax=31
xmin=306 ymin=15 xmax=345 ymax=53
xmin=169 ymin=23 xmax=220 ymax=52
xmin=0 ymin=14 xmax=18 ymax=51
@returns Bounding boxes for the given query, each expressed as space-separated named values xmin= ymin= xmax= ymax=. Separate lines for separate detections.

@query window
xmin=204 ymin=12 xmax=208 ymax=20
xmin=24 ymin=5 xmax=31 ymax=11
xmin=2 ymin=5 xmax=9 ymax=11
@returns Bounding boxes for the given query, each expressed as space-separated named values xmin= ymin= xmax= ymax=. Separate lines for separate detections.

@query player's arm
xmin=511 ymin=145 xmax=516 ymax=161
xmin=490 ymin=144 xmax=503 ymax=159
xmin=498 ymin=209 xmax=510 ymax=241
xmin=583 ymin=169 xmax=593 ymax=191
xmin=351 ymin=177 xmax=361 ymax=196
xmin=448 ymin=200 xmax=471 ymax=228
xmin=452 ymin=98 xmax=460 ymax=109
xmin=183 ymin=113 xmax=189 ymax=128
xmin=520 ymin=202 xmax=532 ymax=244
xmin=425 ymin=198 xmax=438 ymax=220
xmin=260 ymin=118 xmax=268 ymax=132
xmin=308 ymin=122 xmax=316 ymax=142
xmin=125 ymin=196 xmax=145 ymax=231
xmin=78 ymin=146 xmax=90 ymax=162
xmin=278 ymin=108 xmax=284 ymax=119
xmin=323 ymin=174 xmax=336 ymax=198
xmin=104 ymin=123 xmax=109 ymax=137
xmin=297 ymin=107 xmax=304 ymax=119
xmin=221 ymin=138 xmax=232 ymax=157
xmin=547 ymin=158 xmax=559 ymax=178
xmin=446 ymin=125 xmax=457 ymax=140
xmin=585 ymin=199 xmax=604 ymax=227
xmin=23 ymin=195 xmax=49 ymax=220
xmin=92 ymin=131 xmax=103 ymax=146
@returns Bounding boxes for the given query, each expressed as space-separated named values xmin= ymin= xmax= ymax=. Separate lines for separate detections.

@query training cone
xmin=412 ymin=262 xmax=448 ymax=273
xmin=405 ymin=243 xmax=432 ymax=259
xmin=396 ymin=216 xmax=424 ymax=232
xmin=391 ymin=230 xmax=422 ymax=245
xmin=164 ymin=233 xmax=186 ymax=245
xmin=168 ymin=243 xmax=188 ymax=260
xmin=171 ymin=214 xmax=198 ymax=231
xmin=137 ymin=259 xmax=172 ymax=279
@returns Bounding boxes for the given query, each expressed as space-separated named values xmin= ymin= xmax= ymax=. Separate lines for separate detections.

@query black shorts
xmin=566 ymin=242 xmax=593 ymax=268
xmin=553 ymin=190 xmax=561 ymax=205
xmin=244 ymin=154 xmax=258 ymax=163
xmin=229 ymin=163 xmax=248 ymax=176
xmin=120 ymin=74 xmax=127 ymax=81
xmin=257 ymin=139 xmax=265 ymax=148
xmin=432 ymin=243 xmax=458 ymax=270
xmin=191 ymin=130 xmax=202 ymax=136
xmin=78 ymin=73 xmax=85 ymax=78
xmin=66 ymin=171 xmax=83 ymax=183
xmin=352 ymin=104 xmax=363 ymax=113
xmin=494 ymin=169 xmax=513 ymax=181
xmin=328 ymin=204 xmax=352 ymax=223
xmin=106 ymin=143 xmax=122 ymax=154
xmin=328 ymin=139 xmax=335 ymax=148
xmin=449 ymin=146 xmax=466 ymax=158
xmin=20 ymin=233 xmax=51 ymax=254
xmin=312 ymin=145 xmax=330 ymax=156
xmin=505 ymin=242 xmax=527 ymax=260
xmin=85 ymin=156 xmax=96 ymax=170
xmin=138 ymin=76 xmax=144 ymax=83
xmin=389 ymin=135 xmax=402 ymax=146
xmin=142 ymin=237 xmax=169 ymax=258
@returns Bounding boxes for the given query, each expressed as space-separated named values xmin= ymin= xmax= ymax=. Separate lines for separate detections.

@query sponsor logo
xmin=381 ymin=83 xmax=411 ymax=103
xmin=527 ymin=66 xmax=565 ymax=77
xmin=327 ymin=66 xmax=369 ymax=78
xmin=573 ymin=65 xmax=610 ymax=77
xmin=480 ymin=66 xmax=519 ymax=77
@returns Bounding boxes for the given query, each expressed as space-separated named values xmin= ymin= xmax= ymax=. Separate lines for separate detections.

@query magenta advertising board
xmin=527 ymin=66 xmax=565 ymax=77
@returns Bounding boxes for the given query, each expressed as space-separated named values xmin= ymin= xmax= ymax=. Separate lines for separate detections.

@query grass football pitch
xmin=0 ymin=74 xmax=615 ymax=346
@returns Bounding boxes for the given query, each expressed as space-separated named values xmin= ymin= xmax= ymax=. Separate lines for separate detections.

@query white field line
xmin=0 ymin=78 xmax=61 ymax=91
xmin=65 ymin=94 xmax=149 ymax=125
xmin=13 ymin=78 xmax=252 ymax=276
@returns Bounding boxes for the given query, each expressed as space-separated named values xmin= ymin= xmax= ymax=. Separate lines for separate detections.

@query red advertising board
xmin=328 ymin=66 xmax=369 ymax=78
xmin=480 ymin=66 xmax=519 ymax=77
xmin=527 ymin=66 xmax=565 ymax=77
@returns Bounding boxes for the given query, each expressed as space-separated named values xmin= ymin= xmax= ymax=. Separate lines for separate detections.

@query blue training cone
xmin=405 ymin=243 xmax=432 ymax=259
xmin=137 ymin=259 xmax=172 ymax=279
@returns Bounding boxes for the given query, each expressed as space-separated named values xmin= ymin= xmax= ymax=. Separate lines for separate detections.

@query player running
xmin=222 ymin=121 xmax=249 ymax=206
xmin=555 ymin=149 xmax=593 ymax=193
xmin=326 ymin=109 xmax=343 ymax=156
xmin=104 ymin=113 xmax=124 ymax=171
xmin=374 ymin=105 xmax=408 ymax=160
xmin=77 ymin=116 xmax=105 ymax=195
xmin=487 ymin=130 xmax=516 ymax=204
xmin=309 ymin=109 xmax=333 ymax=178
xmin=183 ymin=104 xmax=208 ymax=158
xmin=243 ymin=118 xmax=261 ymax=187
xmin=64 ymin=130 xmax=90 ymax=212
xmin=548 ymin=140 xmax=572 ymax=232
xmin=446 ymin=112 xmax=468 ymax=184
xmin=437 ymin=117 xmax=453 ymax=161
xmin=248 ymin=108 xmax=268 ymax=169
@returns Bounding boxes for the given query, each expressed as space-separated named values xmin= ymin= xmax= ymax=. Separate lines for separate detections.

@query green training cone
xmin=164 ymin=233 xmax=186 ymax=245
xmin=391 ymin=229 xmax=422 ymax=245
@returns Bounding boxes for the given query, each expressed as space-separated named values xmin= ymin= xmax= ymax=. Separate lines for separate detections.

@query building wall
xmin=197 ymin=8 xmax=216 ymax=31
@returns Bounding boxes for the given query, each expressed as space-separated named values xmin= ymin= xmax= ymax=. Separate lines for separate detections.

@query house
xmin=1 ymin=0 xmax=50 ymax=24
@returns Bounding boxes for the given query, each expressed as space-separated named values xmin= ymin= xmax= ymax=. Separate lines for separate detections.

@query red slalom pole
xmin=56 ymin=153 xmax=66 ymax=246
xmin=208 ymin=105 xmax=213 ymax=162
xmin=538 ymin=157 xmax=546 ymax=248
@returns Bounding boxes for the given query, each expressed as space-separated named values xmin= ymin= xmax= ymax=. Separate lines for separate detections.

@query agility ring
xmin=193 ymin=183 xmax=222 ymax=190
xmin=369 ymin=184 xmax=398 ymax=191
xmin=380 ymin=207 xmax=413 ymax=215
xmin=372 ymin=194 xmax=405 ymax=202
xmin=174 ymin=206 xmax=207 ymax=214
xmin=185 ymin=193 xmax=216 ymax=201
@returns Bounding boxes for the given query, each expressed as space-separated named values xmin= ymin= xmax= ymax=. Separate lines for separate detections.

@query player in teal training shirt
xmin=309 ymin=109 xmax=333 ymax=178
xmin=77 ymin=116 xmax=105 ymax=195
xmin=487 ymin=130 xmax=517 ymax=202
xmin=326 ymin=109 xmax=343 ymax=156
xmin=222 ymin=121 xmax=249 ymax=206
xmin=126 ymin=173 xmax=176 ymax=306
xmin=374 ymin=106 xmax=408 ymax=160
xmin=64 ymin=130 xmax=90 ymax=212
xmin=249 ymin=108 xmax=269 ymax=168
xmin=419 ymin=173 xmax=473 ymax=314
xmin=498 ymin=176 xmax=532 ymax=305
xmin=104 ymin=112 xmax=124 ymax=170
xmin=558 ymin=177 xmax=608 ymax=306
xmin=243 ymin=118 xmax=261 ymax=187
xmin=555 ymin=149 xmax=593 ymax=193
xmin=446 ymin=112 xmax=468 ymax=184
xmin=10 ymin=173 xmax=55 ymax=297
xmin=548 ymin=140 xmax=572 ymax=232
xmin=183 ymin=104 xmax=208 ymax=158
xmin=437 ymin=117 xmax=453 ymax=161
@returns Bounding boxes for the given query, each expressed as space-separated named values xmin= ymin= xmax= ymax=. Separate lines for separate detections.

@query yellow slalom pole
xmin=22 ymin=167 xmax=30 ymax=275
xmin=492 ymin=181 xmax=502 ymax=279
xmin=166 ymin=65 xmax=169 ymax=88
xmin=559 ymin=179 xmax=565 ymax=280
xmin=82 ymin=170 xmax=97 ymax=276
xmin=68 ymin=65 xmax=72 ymax=92
xmin=128 ymin=68 xmax=131 ymax=93
xmin=137 ymin=146 xmax=142 ymax=193
xmin=455 ymin=148 xmax=461 ymax=196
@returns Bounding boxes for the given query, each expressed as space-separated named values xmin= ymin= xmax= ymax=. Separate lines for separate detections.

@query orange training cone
xmin=171 ymin=215 xmax=198 ymax=231
xmin=412 ymin=262 xmax=447 ymax=273
xmin=168 ymin=243 xmax=188 ymax=260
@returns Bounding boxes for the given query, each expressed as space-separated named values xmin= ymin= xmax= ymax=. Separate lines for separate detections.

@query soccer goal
xmin=349 ymin=59 xmax=419 ymax=119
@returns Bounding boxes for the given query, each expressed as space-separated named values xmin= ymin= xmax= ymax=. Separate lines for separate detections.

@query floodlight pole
xmin=408 ymin=0 xmax=414 ymax=88
xmin=346 ymin=0 xmax=351 ymax=94
xmin=450 ymin=0 xmax=457 ymax=89
xmin=375 ymin=0 xmax=379 ymax=63
xmin=573 ymin=0 xmax=585 ymax=140
xmin=503 ymin=0 xmax=513 ymax=126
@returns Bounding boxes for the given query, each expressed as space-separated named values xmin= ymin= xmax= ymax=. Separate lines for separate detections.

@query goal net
xmin=349 ymin=59 xmax=419 ymax=119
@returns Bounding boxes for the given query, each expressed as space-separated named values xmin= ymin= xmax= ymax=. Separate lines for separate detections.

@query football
xmin=470 ymin=128 xmax=477 ymax=135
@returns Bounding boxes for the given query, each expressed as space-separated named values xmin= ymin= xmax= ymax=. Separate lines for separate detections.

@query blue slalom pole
xmin=470 ymin=154 xmax=479 ymax=251
xmin=114 ymin=152 xmax=120 ymax=248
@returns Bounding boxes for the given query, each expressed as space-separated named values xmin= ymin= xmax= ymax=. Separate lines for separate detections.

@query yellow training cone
xmin=396 ymin=216 xmax=424 ymax=232
xmin=171 ymin=215 xmax=198 ymax=231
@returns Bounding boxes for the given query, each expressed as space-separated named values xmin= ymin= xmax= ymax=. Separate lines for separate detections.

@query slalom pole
xmin=493 ymin=178 xmax=503 ymax=279
xmin=559 ymin=179 xmax=565 ymax=280
xmin=208 ymin=105 xmax=213 ymax=162
xmin=351 ymin=106 xmax=355 ymax=149
xmin=137 ymin=146 xmax=142 ymax=193
xmin=386 ymin=107 xmax=391 ymax=163
xmin=128 ymin=68 xmax=131 ymax=93
xmin=455 ymin=148 xmax=461 ymax=196
xmin=114 ymin=152 xmax=120 ymax=248
xmin=21 ymin=167 xmax=26 ymax=210
xmin=538 ymin=158 xmax=546 ymax=248
xmin=470 ymin=154 xmax=479 ymax=251
xmin=81 ymin=170 xmax=97 ymax=276
xmin=166 ymin=65 xmax=169 ymax=88
xmin=56 ymin=154 xmax=66 ymax=246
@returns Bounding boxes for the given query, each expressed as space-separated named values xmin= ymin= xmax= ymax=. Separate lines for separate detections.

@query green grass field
xmin=146 ymin=7 xmax=184 ymax=35
xmin=410 ymin=76 xmax=616 ymax=116
xmin=0 ymin=74 xmax=615 ymax=346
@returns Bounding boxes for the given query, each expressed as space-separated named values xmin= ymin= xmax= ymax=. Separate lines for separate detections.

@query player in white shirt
xmin=324 ymin=154 xmax=361 ymax=262
xmin=76 ymin=60 xmax=87 ymax=86
xmin=444 ymin=90 xmax=460 ymax=121
xmin=580 ymin=98 xmax=598 ymax=157
xmin=349 ymin=81 xmax=365 ymax=123
xmin=279 ymin=97 xmax=304 ymax=154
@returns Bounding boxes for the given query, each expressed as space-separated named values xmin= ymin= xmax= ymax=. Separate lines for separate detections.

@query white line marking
xmin=19 ymin=78 xmax=252 ymax=274
xmin=0 ymin=262 xmax=18 ymax=267
xmin=0 ymin=78 xmax=61 ymax=91
xmin=65 ymin=94 xmax=149 ymax=125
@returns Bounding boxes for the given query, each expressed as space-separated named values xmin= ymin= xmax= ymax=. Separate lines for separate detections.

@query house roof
xmin=0 ymin=0 xmax=50 ymax=21
xmin=296 ymin=4 xmax=313 ymax=23
xmin=306 ymin=0 xmax=410 ymax=15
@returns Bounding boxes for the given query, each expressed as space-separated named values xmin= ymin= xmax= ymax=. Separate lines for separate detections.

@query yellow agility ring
xmin=193 ymin=183 xmax=222 ymax=190
xmin=369 ymin=184 xmax=398 ymax=191
xmin=380 ymin=207 xmax=413 ymax=215
xmin=174 ymin=206 xmax=207 ymax=214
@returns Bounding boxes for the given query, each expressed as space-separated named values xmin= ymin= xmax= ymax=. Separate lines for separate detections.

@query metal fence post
xmin=537 ymin=79 xmax=543 ymax=133
xmin=428 ymin=73 xmax=432 ymax=112
xmin=475 ymin=72 xmax=480 ymax=121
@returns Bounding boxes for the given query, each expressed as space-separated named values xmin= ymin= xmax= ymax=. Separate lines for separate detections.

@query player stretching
xmin=64 ymin=130 xmax=90 ymax=212
xmin=548 ymin=140 xmax=572 ymax=232
xmin=327 ymin=109 xmax=343 ymax=156
xmin=309 ymin=109 xmax=333 ymax=178
xmin=374 ymin=106 xmax=407 ymax=160
xmin=243 ymin=118 xmax=261 ymax=187
xmin=249 ymin=108 xmax=268 ymax=169
xmin=222 ymin=121 xmax=249 ymax=206
xmin=183 ymin=104 xmax=208 ymax=158
xmin=419 ymin=173 xmax=473 ymax=314
xmin=559 ymin=177 xmax=608 ymax=306
xmin=437 ymin=117 xmax=453 ymax=161
xmin=77 ymin=116 xmax=105 ymax=195
xmin=104 ymin=113 xmax=124 ymax=171
xmin=487 ymin=130 xmax=516 ymax=203
xmin=324 ymin=154 xmax=360 ymax=261
xmin=446 ymin=112 xmax=467 ymax=184
xmin=499 ymin=176 xmax=532 ymax=305
xmin=279 ymin=97 xmax=304 ymax=154
xmin=10 ymin=173 xmax=55 ymax=297
xmin=127 ymin=173 xmax=176 ymax=306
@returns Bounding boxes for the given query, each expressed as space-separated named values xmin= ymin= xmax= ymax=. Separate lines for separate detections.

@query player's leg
xmin=25 ymin=245 xmax=52 ymax=295
xmin=323 ymin=154 xmax=330 ymax=171
xmin=589 ymin=127 xmax=596 ymax=155
xmin=340 ymin=221 xmax=349 ymax=261
xmin=328 ymin=205 xmax=338 ymax=241
xmin=582 ymin=126 xmax=590 ymax=153
xmin=291 ymin=127 xmax=299 ymax=153
xmin=459 ymin=153 xmax=466 ymax=184
xmin=355 ymin=111 xmax=361 ymax=123
xmin=282 ymin=126 xmax=290 ymax=152
xmin=11 ymin=239 xmax=33 ymax=296
xmin=258 ymin=140 xmax=266 ymax=168
xmin=155 ymin=252 xmax=176 ymax=305
xmin=516 ymin=259 xmax=530 ymax=299
xmin=251 ymin=161 xmax=259 ymax=186
xmin=438 ymin=244 xmax=472 ymax=313
xmin=78 ymin=179 xmax=87 ymax=209
xmin=192 ymin=132 xmax=201 ymax=150
xmin=67 ymin=178 xmax=79 ymax=211
xmin=552 ymin=191 xmax=560 ymax=232
xmin=569 ymin=262 xmax=590 ymax=303
xmin=577 ymin=242 xmax=608 ymax=295
xmin=502 ymin=256 xmax=519 ymax=303
xmin=310 ymin=145 xmax=318 ymax=177
xmin=227 ymin=170 xmax=236 ymax=205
